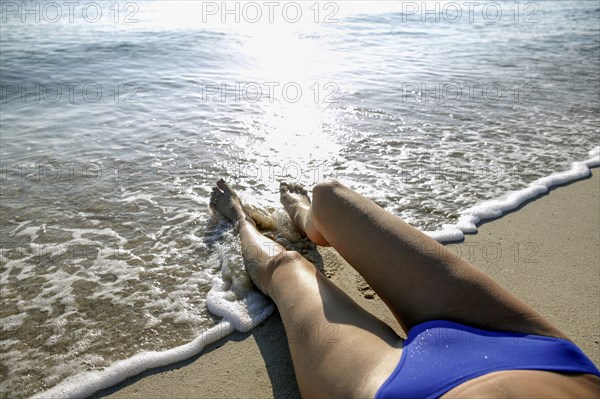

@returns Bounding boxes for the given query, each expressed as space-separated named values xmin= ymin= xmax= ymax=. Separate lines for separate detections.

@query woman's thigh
xmin=308 ymin=181 xmax=565 ymax=339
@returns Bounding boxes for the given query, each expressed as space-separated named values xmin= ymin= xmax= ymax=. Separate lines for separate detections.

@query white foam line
xmin=426 ymin=146 xmax=600 ymax=242
xmin=30 ymin=321 xmax=235 ymax=399
xmin=31 ymin=236 xmax=274 ymax=399
xmin=30 ymin=146 xmax=600 ymax=398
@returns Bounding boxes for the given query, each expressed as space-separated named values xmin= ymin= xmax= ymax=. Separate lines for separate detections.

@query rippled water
xmin=1 ymin=1 xmax=599 ymax=397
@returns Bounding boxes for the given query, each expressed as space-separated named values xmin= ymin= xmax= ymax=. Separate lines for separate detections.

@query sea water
xmin=0 ymin=1 xmax=599 ymax=397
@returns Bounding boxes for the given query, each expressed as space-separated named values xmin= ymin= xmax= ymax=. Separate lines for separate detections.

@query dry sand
xmin=96 ymin=171 xmax=599 ymax=399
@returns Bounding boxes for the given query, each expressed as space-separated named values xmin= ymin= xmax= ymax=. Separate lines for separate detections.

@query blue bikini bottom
xmin=375 ymin=320 xmax=600 ymax=399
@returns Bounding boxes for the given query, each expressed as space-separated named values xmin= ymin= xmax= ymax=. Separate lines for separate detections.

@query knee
xmin=311 ymin=180 xmax=345 ymax=217
xmin=312 ymin=180 xmax=344 ymax=205
xmin=313 ymin=179 xmax=343 ymax=195
xmin=268 ymin=250 xmax=304 ymax=271
xmin=267 ymin=250 xmax=312 ymax=295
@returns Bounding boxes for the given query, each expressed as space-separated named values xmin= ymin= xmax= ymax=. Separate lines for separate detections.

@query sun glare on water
xmin=141 ymin=1 xmax=358 ymax=192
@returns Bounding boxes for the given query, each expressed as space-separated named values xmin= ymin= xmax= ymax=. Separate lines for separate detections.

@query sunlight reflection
xmin=145 ymin=1 xmax=347 ymax=189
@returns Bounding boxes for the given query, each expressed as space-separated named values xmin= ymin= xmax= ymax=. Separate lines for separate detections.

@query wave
xmin=31 ymin=145 xmax=599 ymax=399
xmin=426 ymin=146 xmax=600 ymax=242
xmin=30 ymin=237 xmax=274 ymax=399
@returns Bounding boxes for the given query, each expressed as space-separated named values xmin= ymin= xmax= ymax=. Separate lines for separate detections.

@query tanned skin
xmin=210 ymin=179 xmax=600 ymax=398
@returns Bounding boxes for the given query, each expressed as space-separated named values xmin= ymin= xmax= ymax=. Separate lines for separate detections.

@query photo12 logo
xmin=399 ymin=2 xmax=540 ymax=24
xmin=200 ymin=81 xmax=339 ymax=104
xmin=0 ymin=82 xmax=139 ymax=104
xmin=1 ymin=2 xmax=140 ymax=23
xmin=400 ymin=81 xmax=540 ymax=104
xmin=1 ymin=161 xmax=139 ymax=184
xmin=199 ymin=1 xmax=340 ymax=24
xmin=199 ymin=160 xmax=325 ymax=185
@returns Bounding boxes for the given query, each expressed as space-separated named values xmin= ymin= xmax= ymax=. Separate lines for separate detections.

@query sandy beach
xmin=95 ymin=170 xmax=599 ymax=399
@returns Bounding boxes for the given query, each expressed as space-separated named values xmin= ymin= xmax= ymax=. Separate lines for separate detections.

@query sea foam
xmin=30 ymin=321 xmax=236 ymax=399
xmin=32 ymin=147 xmax=599 ymax=399
xmin=30 ymin=239 xmax=273 ymax=399
xmin=426 ymin=146 xmax=600 ymax=242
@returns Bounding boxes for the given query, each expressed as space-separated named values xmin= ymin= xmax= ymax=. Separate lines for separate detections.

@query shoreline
xmin=92 ymin=170 xmax=599 ymax=399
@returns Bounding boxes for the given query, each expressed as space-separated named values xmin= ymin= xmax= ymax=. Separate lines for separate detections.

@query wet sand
xmin=96 ymin=170 xmax=599 ymax=399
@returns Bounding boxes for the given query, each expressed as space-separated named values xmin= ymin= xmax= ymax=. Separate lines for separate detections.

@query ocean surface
xmin=1 ymin=1 xmax=599 ymax=397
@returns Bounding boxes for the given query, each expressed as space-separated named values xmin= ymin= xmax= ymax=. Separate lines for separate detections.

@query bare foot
xmin=280 ymin=182 xmax=311 ymax=231
xmin=210 ymin=179 xmax=270 ymax=293
xmin=209 ymin=179 xmax=247 ymax=224
xmin=280 ymin=182 xmax=330 ymax=246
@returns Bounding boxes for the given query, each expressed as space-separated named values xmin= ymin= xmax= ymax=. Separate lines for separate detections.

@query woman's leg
xmin=280 ymin=181 xmax=566 ymax=338
xmin=210 ymin=180 xmax=403 ymax=398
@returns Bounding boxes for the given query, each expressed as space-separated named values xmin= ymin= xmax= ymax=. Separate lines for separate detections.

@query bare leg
xmin=280 ymin=180 xmax=566 ymax=338
xmin=210 ymin=180 xmax=403 ymax=398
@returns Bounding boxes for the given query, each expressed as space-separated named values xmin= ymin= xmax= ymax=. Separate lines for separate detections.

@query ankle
xmin=235 ymin=213 xmax=255 ymax=231
xmin=292 ymin=205 xmax=310 ymax=227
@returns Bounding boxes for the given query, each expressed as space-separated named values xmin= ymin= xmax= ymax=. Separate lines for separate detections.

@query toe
xmin=216 ymin=179 xmax=234 ymax=195
xmin=290 ymin=183 xmax=303 ymax=193
xmin=280 ymin=182 xmax=289 ymax=193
